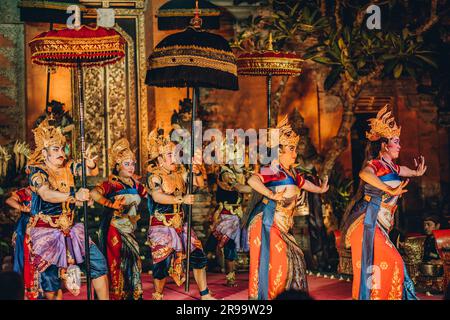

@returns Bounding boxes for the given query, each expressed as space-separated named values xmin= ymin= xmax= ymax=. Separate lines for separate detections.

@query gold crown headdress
xmin=366 ymin=105 xmax=401 ymax=141
xmin=146 ymin=128 xmax=174 ymax=162
xmin=109 ymin=138 xmax=136 ymax=168
xmin=268 ymin=115 xmax=300 ymax=148
xmin=29 ymin=119 xmax=66 ymax=165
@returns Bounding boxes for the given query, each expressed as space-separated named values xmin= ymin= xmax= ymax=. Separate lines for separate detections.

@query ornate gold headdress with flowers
xmin=146 ymin=128 xmax=174 ymax=162
xmin=29 ymin=119 xmax=66 ymax=165
xmin=366 ymin=105 xmax=401 ymax=141
xmin=268 ymin=115 xmax=300 ymax=148
xmin=109 ymin=138 xmax=135 ymax=168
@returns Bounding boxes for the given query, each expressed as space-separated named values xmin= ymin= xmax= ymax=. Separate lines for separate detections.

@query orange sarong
xmin=249 ymin=214 xmax=288 ymax=299
xmin=350 ymin=217 xmax=404 ymax=300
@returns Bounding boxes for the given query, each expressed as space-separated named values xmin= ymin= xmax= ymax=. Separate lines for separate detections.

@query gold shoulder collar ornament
xmin=109 ymin=138 xmax=135 ymax=168
xmin=366 ymin=105 xmax=401 ymax=141
xmin=148 ymin=165 xmax=186 ymax=196
xmin=268 ymin=115 xmax=300 ymax=148
xmin=29 ymin=119 xmax=66 ymax=165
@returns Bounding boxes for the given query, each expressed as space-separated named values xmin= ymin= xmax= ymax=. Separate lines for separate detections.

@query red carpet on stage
xmin=64 ymin=272 xmax=443 ymax=300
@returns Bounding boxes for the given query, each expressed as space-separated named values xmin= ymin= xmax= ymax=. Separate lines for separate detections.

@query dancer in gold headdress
xmin=205 ymin=141 xmax=252 ymax=287
xmin=90 ymin=138 xmax=147 ymax=300
xmin=25 ymin=119 xmax=108 ymax=300
xmin=342 ymin=105 xmax=426 ymax=300
xmin=145 ymin=128 xmax=215 ymax=300
xmin=246 ymin=115 xmax=329 ymax=300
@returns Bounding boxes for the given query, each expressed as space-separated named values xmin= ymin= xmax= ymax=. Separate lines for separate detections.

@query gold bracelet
xmin=175 ymin=196 xmax=183 ymax=204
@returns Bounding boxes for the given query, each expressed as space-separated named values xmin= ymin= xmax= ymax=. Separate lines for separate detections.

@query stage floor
xmin=65 ymin=272 xmax=443 ymax=300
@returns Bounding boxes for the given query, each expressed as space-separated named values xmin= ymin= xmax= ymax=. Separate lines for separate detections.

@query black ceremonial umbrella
xmin=156 ymin=0 xmax=221 ymax=30
xmin=146 ymin=4 xmax=238 ymax=292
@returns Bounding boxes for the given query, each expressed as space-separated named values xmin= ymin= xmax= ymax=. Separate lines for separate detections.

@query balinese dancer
xmin=90 ymin=138 xmax=147 ymax=300
xmin=246 ymin=115 xmax=329 ymax=300
xmin=146 ymin=129 xmax=214 ymax=300
xmin=205 ymin=142 xmax=252 ymax=287
xmin=342 ymin=105 xmax=426 ymax=300
xmin=6 ymin=185 xmax=32 ymax=275
xmin=25 ymin=119 xmax=108 ymax=300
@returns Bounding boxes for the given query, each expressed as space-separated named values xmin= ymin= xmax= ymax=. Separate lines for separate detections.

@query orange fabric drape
xmin=350 ymin=219 xmax=404 ymax=300
xmin=248 ymin=214 xmax=289 ymax=300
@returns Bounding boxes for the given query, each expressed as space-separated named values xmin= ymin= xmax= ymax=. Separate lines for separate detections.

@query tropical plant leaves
xmin=312 ymin=56 xmax=339 ymax=65
xmin=324 ymin=67 xmax=343 ymax=90
xmin=393 ymin=64 xmax=403 ymax=78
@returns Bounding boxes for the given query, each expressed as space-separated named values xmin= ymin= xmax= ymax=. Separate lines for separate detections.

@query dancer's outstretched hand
xmin=387 ymin=179 xmax=409 ymax=196
xmin=414 ymin=156 xmax=427 ymax=177
xmin=183 ymin=194 xmax=195 ymax=205
xmin=20 ymin=204 xmax=31 ymax=213
xmin=84 ymin=145 xmax=98 ymax=168
xmin=111 ymin=196 xmax=126 ymax=210
xmin=318 ymin=176 xmax=330 ymax=193
xmin=270 ymin=188 xmax=286 ymax=201
xmin=75 ymin=188 xmax=90 ymax=202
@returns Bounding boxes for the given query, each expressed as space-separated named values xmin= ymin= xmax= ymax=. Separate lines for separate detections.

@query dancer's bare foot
xmin=152 ymin=292 xmax=164 ymax=300
xmin=200 ymin=293 xmax=217 ymax=300
xmin=225 ymin=272 xmax=238 ymax=287
xmin=200 ymin=288 xmax=216 ymax=300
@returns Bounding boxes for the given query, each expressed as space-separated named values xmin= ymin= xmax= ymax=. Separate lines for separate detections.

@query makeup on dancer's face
xmin=120 ymin=160 xmax=135 ymax=176
xmin=286 ymin=145 xmax=297 ymax=159
xmin=45 ymin=145 xmax=66 ymax=166
xmin=162 ymin=151 xmax=176 ymax=170
xmin=278 ymin=144 xmax=297 ymax=167
xmin=386 ymin=136 xmax=401 ymax=159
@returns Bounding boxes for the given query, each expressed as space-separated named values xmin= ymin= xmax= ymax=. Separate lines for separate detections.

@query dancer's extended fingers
xmin=421 ymin=156 xmax=426 ymax=169
xmin=272 ymin=188 xmax=286 ymax=201
xmin=401 ymin=179 xmax=410 ymax=189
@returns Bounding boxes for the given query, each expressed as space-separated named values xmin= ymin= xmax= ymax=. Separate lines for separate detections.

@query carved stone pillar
xmin=0 ymin=0 xmax=26 ymax=145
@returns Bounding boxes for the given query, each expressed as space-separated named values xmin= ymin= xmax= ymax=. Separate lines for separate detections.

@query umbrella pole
xmin=45 ymin=67 xmax=51 ymax=107
xmin=45 ymin=23 xmax=53 ymax=108
xmin=76 ymin=63 xmax=92 ymax=300
xmin=185 ymin=86 xmax=198 ymax=292
xmin=267 ymin=74 xmax=272 ymax=128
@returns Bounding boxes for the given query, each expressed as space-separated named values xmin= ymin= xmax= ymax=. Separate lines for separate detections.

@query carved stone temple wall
xmin=75 ymin=1 xmax=149 ymax=181
xmin=0 ymin=0 xmax=26 ymax=146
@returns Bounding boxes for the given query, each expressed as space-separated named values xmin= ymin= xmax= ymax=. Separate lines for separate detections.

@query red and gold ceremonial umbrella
xmin=237 ymin=34 xmax=303 ymax=127
xmin=19 ymin=0 xmax=88 ymax=109
xmin=29 ymin=25 xmax=126 ymax=300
